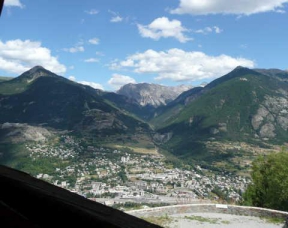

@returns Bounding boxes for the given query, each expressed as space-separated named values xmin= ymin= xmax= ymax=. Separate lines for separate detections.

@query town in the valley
xmin=26 ymin=135 xmax=250 ymax=208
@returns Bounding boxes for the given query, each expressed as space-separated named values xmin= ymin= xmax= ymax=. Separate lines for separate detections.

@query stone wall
xmin=128 ymin=204 xmax=288 ymax=219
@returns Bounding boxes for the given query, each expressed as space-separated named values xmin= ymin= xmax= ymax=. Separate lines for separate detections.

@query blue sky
xmin=0 ymin=0 xmax=288 ymax=91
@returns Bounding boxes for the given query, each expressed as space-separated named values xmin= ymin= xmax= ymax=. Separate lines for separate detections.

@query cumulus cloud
xmin=137 ymin=17 xmax=192 ymax=43
xmin=214 ymin=26 xmax=222 ymax=33
xmin=171 ymin=0 xmax=288 ymax=15
xmin=69 ymin=76 xmax=76 ymax=81
xmin=84 ymin=58 xmax=99 ymax=63
xmin=110 ymin=49 xmax=255 ymax=82
xmin=88 ymin=38 xmax=100 ymax=45
xmin=195 ymin=26 xmax=223 ymax=34
xmin=111 ymin=16 xmax=123 ymax=23
xmin=4 ymin=0 xmax=23 ymax=8
xmin=69 ymin=76 xmax=103 ymax=90
xmin=78 ymin=81 xmax=104 ymax=90
xmin=0 ymin=39 xmax=66 ymax=75
xmin=108 ymin=10 xmax=123 ymax=23
xmin=85 ymin=9 xmax=99 ymax=15
xmin=63 ymin=45 xmax=84 ymax=53
xmin=108 ymin=74 xmax=136 ymax=90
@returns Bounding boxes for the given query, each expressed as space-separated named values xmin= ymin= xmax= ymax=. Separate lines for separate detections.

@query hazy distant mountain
xmin=117 ymin=83 xmax=192 ymax=107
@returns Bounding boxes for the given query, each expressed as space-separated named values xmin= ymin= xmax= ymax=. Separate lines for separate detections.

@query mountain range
xmin=151 ymin=67 xmax=288 ymax=169
xmin=0 ymin=66 xmax=149 ymax=134
xmin=1 ymin=65 xmax=288 ymax=171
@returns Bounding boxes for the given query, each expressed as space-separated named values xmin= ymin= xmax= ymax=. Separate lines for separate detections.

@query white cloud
xmin=0 ymin=39 xmax=66 ymax=75
xmin=78 ymin=81 xmax=104 ymax=90
xmin=4 ymin=0 xmax=23 ymax=8
xmin=214 ymin=26 xmax=223 ymax=33
xmin=195 ymin=27 xmax=212 ymax=34
xmin=111 ymin=48 xmax=255 ymax=82
xmin=171 ymin=0 xmax=288 ymax=15
xmin=85 ymin=9 xmax=99 ymax=15
xmin=63 ymin=46 xmax=84 ymax=53
xmin=108 ymin=74 xmax=136 ymax=90
xmin=96 ymin=51 xmax=105 ymax=56
xmin=84 ymin=58 xmax=99 ymax=63
xmin=111 ymin=16 xmax=123 ymax=23
xmin=137 ymin=17 xmax=192 ymax=43
xmin=69 ymin=76 xmax=76 ymax=81
xmin=88 ymin=38 xmax=100 ymax=45
xmin=195 ymin=26 xmax=223 ymax=34
xmin=108 ymin=10 xmax=123 ymax=23
xmin=68 ymin=76 xmax=103 ymax=90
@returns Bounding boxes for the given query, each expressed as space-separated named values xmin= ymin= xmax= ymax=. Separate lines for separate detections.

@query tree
xmin=242 ymin=151 xmax=288 ymax=211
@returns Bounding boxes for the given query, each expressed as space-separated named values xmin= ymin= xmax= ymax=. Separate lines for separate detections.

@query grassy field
xmin=107 ymin=144 xmax=159 ymax=155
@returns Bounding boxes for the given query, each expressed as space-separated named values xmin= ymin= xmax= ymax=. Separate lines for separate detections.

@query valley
xmin=1 ymin=65 xmax=288 ymax=209
xmin=0 ymin=131 xmax=249 ymax=208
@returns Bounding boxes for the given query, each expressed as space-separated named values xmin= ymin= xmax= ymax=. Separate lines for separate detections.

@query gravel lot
xmin=161 ymin=212 xmax=285 ymax=228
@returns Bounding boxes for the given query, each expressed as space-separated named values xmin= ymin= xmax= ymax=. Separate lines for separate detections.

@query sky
xmin=0 ymin=0 xmax=288 ymax=91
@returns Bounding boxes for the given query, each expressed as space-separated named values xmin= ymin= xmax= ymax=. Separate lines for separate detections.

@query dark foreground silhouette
xmin=0 ymin=165 xmax=160 ymax=228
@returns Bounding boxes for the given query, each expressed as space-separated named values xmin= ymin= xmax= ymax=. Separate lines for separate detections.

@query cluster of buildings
xmin=26 ymin=135 xmax=81 ymax=160
xmin=25 ymin=135 xmax=251 ymax=206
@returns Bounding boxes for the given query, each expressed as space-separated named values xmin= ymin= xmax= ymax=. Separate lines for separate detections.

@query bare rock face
xmin=277 ymin=116 xmax=288 ymax=131
xmin=259 ymin=123 xmax=276 ymax=138
xmin=209 ymin=123 xmax=227 ymax=135
xmin=0 ymin=123 xmax=52 ymax=143
xmin=153 ymin=132 xmax=173 ymax=143
xmin=210 ymin=128 xmax=220 ymax=135
xmin=251 ymin=93 xmax=288 ymax=138
xmin=251 ymin=105 xmax=270 ymax=130
xmin=117 ymin=83 xmax=192 ymax=107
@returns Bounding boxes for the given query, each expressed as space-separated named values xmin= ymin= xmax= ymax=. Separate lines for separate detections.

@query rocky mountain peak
xmin=117 ymin=83 xmax=192 ymax=107
xmin=234 ymin=65 xmax=246 ymax=70
xmin=29 ymin=65 xmax=45 ymax=72
xmin=230 ymin=66 xmax=256 ymax=75
xmin=18 ymin=66 xmax=58 ymax=83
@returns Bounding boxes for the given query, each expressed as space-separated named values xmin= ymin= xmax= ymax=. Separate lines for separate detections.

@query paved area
xmin=150 ymin=212 xmax=285 ymax=228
